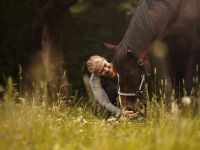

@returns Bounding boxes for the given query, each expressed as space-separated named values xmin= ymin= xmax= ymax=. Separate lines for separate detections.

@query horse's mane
xmin=120 ymin=0 xmax=172 ymax=56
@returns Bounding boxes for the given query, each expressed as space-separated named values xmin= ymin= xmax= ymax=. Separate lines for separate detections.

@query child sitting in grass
xmin=86 ymin=55 xmax=134 ymax=119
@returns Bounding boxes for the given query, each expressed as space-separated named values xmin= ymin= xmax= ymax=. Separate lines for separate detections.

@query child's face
xmin=100 ymin=62 xmax=116 ymax=78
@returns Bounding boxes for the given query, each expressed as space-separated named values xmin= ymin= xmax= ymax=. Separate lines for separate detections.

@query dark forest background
xmin=0 ymin=0 xmax=139 ymax=96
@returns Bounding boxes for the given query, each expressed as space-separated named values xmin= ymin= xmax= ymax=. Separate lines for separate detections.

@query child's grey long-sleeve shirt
xmin=89 ymin=73 xmax=120 ymax=115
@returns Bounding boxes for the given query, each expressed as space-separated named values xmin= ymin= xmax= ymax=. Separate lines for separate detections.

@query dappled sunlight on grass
xmin=0 ymin=78 xmax=200 ymax=150
xmin=1 ymin=98 xmax=200 ymax=150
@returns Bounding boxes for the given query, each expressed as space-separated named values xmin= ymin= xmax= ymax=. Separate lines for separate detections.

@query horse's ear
xmin=104 ymin=43 xmax=117 ymax=51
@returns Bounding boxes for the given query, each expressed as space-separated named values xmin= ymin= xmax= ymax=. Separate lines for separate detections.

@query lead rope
xmin=117 ymin=74 xmax=123 ymax=108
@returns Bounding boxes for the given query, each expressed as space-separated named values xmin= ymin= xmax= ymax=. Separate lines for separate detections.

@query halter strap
xmin=117 ymin=73 xmax=146 ymax=97
xmin=118 ymin=91 xmax=137 ymax=96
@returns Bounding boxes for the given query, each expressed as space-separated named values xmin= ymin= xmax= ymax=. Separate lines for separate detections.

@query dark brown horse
xmin=105 ymin=0 xmax=200 ymax=112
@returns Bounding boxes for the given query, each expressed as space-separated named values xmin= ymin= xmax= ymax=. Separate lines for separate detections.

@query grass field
xmin=0 ymin=78 xmax=200 ymax=150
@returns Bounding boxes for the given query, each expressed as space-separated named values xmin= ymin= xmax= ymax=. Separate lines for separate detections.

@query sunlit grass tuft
xmin=0 ymin=78 xmax=200 ymax=150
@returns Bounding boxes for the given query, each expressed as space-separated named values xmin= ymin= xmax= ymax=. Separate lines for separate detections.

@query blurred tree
xmin=36 ymin=0 xmax=78 ymax=100
xmin=0 ymin=0 xmax=42 ymax=88
xmin=0 ymin=0 xmax=138 ymax=99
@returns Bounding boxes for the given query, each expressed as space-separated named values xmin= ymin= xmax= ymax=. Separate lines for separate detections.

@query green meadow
xmin=1 ymin=78 xmax=200 ymax=150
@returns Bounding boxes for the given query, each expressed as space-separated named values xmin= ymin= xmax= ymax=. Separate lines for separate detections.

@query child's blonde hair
xmin=87 ymin=55 xmax=107 ymax=74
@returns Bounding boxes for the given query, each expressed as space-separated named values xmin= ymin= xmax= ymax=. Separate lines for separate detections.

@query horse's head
xmin=104 ymin=43 xmax=147 ymax=113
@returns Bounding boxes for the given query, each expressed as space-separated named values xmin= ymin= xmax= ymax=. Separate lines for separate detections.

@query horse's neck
xmin=121 ymin=0 xmax=199 ymax=57
xmin=165 ymin=0 xmax=200 ymax=36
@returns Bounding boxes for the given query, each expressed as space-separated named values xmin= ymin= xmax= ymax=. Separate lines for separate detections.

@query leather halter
xmin=117 ymin=58 xmax=147 ymax=98
xmin=117 ymin=74 xmax=146 ymax=97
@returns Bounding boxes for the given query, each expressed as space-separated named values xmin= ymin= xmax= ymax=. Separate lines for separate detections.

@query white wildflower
xmin=181 ymin=96 xmax=191 ymax=106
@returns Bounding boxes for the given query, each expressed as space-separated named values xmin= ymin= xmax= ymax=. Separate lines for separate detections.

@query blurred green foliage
xmin=0 ymin=0 xmax=138 ymax=94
